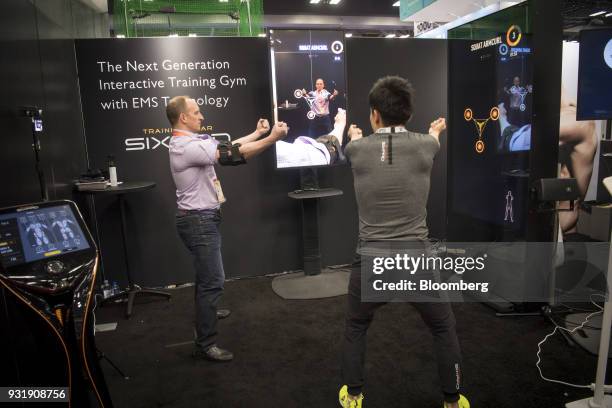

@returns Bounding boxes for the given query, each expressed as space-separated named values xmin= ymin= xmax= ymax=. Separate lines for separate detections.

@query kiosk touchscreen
xmin=0 ymin=200 xmax=112 ymax=407
xmin=0 ymin=201 xmax=96 ymax=293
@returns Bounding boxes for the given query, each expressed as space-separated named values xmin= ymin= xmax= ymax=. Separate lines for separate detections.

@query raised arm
xmin=232 ymin=119 xmax=270 ymax=145
xmin=215 ymin=122 xmax=289 ymax=161
xmin=428 ymin=117 xmax=446 ymax=146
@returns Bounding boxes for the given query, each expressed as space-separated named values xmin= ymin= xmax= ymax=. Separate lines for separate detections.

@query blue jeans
xmin=176 ymin=209 xmax=224 ymax=350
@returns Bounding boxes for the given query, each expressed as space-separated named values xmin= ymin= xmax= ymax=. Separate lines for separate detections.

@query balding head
xmin=166 ymin=96 xmax=190 ymax=127
xmin=167 ymin=96 xmax=203 ymax=133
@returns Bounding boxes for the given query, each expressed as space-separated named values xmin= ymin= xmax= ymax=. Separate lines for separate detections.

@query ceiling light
xmin=189 ymin=33 xmax=197 ymax=37
xmin=258 ymin=33 xmax=267 ymax=37
xmin=345 ymin=33 xmax=353 ymax=38
xmin=330 ymin=0 xmax=342 ymax=4
xmin=219 ymin=0 xmax=229 ymax=2
xmin=116 ymin=34 xmax=125 ymax=38
xmin=393 ymin=1 xmax=400 ymax=6
xmin=400 ymin=34 xmax=410 ymax=38
xmin=589 ymin=11 xmax=606 ymax=17
xmin=310 ymin=0 xmax=321 ymax=3
xmin=168 ymin=34 xmax=179 ymax=37
xmin=386 ymin=34 xmax=397 ymax=38
xmin=606 ymin=12 xmax=612 ymax=17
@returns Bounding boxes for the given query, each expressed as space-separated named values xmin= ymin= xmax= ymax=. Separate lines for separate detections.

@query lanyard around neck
xmin=376 ymin=126 xmax=407 ymax=134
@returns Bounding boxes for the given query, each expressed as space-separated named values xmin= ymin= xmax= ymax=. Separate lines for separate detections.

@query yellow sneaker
xmin=339 ymin=385 xmax=363 ymax=408
xmin=443 ymin=394 xmax=470 ymax=408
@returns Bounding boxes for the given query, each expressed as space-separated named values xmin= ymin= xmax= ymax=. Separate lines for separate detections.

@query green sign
xmin=400 ymin=0 xmax=438 ymax=21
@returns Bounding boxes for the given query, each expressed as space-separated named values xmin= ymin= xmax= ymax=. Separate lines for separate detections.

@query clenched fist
xmin=348 ymin=124 xmax=363 ymax=141
xmin=271 ymin=121 xmax=289 ymax=140
xmin=428 ymin=118 xmax=446 ymax=139
xmin=256 ymin=118 xmax=270 ymax=136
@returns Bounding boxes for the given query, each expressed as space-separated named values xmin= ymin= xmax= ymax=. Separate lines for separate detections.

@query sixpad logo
xmin=125 ymin=127 xmax=231 ymax=151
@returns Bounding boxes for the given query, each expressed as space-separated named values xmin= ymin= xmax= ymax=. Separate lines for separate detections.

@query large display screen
xmin=577 ymin=28 xmax=612 ymax=120
xmin=447 ymin=3 xmax=532 ymax=239
xmin=0 ymin=204 xmax=90 ymax=268
xmin=271 ymin=30 xmax=347 ymax=169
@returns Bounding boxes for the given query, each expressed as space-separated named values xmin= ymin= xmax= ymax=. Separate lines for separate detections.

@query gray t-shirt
xmin=345 ymin=131 xmax=440 ymax=242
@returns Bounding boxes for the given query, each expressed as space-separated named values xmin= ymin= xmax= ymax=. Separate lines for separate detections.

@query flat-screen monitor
xmin=447 ymin=2 xmax=532 ymax=240
xmin=0 ymin=202 xmax=91 ymax=268
xmin=577 ymin=28 xmax=612 ymax=120
xmin=271 ymin=29 xmax=347 ymax=169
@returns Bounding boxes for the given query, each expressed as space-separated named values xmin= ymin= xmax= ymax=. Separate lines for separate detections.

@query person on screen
xmin=503 ymin=76 xmax=532 ymax=124
xmin=167 ymin=96 xmax=288 ymax=363
xmin=337 ymin=76 xmax=469 ymax=408
xmin=276 ymin=108 xmax=347 ymax=168
xmin=558 ymin=88 xmax=597 ymax=236
xmin=302 ymin=78 xmax=339 ymax=137
xmin=498 ymin=102 xmax=531 ymax=152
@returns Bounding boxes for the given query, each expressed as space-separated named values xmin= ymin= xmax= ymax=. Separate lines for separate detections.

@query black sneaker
xmin=193 ymin=345 xmax=234 ymax=362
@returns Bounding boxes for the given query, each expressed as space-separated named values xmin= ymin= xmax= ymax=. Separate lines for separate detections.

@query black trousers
xmin=309 ymin=114 xmax=332 ymax=137
xmin=341 ymin=257 xmax=463 ymax=403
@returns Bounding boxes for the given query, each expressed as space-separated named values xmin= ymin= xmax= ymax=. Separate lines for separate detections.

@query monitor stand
xmin=271 ymin=168 xmax=349 ymax=299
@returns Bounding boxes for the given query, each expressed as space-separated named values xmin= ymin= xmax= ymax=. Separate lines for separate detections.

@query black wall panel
xmin=0 ymin=0 xmax=94 ymax=209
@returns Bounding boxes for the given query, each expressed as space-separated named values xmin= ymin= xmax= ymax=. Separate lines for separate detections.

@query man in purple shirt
xmin=167 ymin=95 xmax=288 ymax=362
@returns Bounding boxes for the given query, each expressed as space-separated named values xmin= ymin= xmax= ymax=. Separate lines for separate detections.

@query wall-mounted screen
xmin=447 ymin=2 xmax=532 ymax=240
xmin=577 ymin=28 xmax=612 ymax=120
xmin=271 ymin=30 xmax=347 ymax=169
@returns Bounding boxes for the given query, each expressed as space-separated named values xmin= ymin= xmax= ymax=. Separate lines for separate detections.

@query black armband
xmin=217 ymin=141 xmax=247 ymax=166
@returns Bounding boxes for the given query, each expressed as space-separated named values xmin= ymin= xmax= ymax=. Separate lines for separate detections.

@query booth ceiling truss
xmin=563 ymin=0 xmax=612 ymax=29
xmin=112 ymin=0 xmax=264 ymax=37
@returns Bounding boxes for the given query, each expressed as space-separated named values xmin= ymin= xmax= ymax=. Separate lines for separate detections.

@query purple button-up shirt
xmin=169 ymin=131 xmax=221 ymax=211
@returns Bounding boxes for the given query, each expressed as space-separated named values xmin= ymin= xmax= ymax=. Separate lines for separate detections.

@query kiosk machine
xmin=0 ymin=200 xmax=112 ymax=407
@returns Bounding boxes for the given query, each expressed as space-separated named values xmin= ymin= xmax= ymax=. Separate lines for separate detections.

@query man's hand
xmin=256 ymin=118 xmax=270 ymax=136
xmin=333 ymin=89 xmax=339 ymax=96
xmin=348 ymin=124 xmax=363 ymax=142
xmin=428 ymin=117 xmax=446 ymax=139
xmin=270 ymin=121 xmax=289 ymax=141
xmin=301 ymin=88 xmax=308 ymax=96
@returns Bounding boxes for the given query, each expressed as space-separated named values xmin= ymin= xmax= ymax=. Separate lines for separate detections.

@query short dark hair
xmin=166 ymin=95 xmax=190 ymax=126
xmin=368 ymin=76 xmax=414 ymax=126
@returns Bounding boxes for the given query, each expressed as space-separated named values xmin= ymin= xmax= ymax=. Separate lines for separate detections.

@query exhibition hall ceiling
xmin=263 ymin=0 xmax=399 ymax=17
xmin=563 ymin=0 xmax=612 ymax=30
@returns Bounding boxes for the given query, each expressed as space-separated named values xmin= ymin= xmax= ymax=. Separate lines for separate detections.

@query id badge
xmin=213 ymin=178 xmax=226 ymax=204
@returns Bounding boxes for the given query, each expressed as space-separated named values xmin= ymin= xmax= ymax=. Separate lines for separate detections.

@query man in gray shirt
xmin=338 ymin=77 xmax=469 ymax=408
xmin=168 ymin=96 xmax=288 ymax=362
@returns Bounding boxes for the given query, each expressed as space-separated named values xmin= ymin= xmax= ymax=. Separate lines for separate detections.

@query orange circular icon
xmin=475 ymin=140 xmax=485 ymax=154
xmin=464 ymin=108 xmax=473 ymax=121
xmin=490 ymin=107 xmax=500 ymax=120
xmin=506 ymin=25 xmax=522 ymax=47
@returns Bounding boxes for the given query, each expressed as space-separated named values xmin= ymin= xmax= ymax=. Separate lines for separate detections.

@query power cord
xmin=536 ymin=294 xmax=606 ymax=390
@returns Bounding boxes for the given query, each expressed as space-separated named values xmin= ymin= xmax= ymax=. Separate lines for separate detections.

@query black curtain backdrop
xmin=0 ymin=1 xmax=90 ymax=209
xmin=345 ymin=38 xmax=449 ymax=240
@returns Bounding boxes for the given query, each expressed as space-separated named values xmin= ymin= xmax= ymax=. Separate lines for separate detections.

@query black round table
xmin=82 ymin=181 xmax=171 ymax=317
